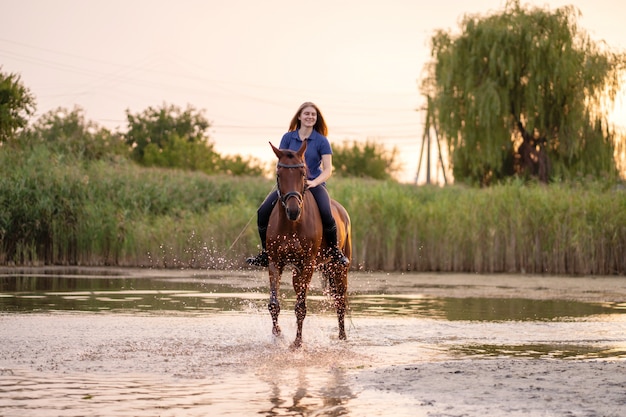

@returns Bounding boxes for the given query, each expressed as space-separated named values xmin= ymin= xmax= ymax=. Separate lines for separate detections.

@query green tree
xmin=141 ymin=133 xmax=220 ymax=173
xmin=125 ymin=103 xmax=220 ymax=172
xmin=20 ymin=106 xmax=126 ymax=160
xmin=0 ymin=68 xmax=36 ymax=143
xmin=218 ymin=154 xmax=267 ymax=176
xmin=332 ymin=139 xmax=401 ymax=181
xmin=423 ymin=0 xmax=626 ymax=185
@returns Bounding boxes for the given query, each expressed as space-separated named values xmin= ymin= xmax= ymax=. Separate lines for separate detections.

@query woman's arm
xmin=307 ymin=154 xmax=333 ymax=188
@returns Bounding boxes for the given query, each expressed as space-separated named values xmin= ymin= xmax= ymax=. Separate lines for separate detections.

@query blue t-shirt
xmin=279 ymin=130 xmax=332 ymax=180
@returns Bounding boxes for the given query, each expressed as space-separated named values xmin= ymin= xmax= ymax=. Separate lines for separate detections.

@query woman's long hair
xmin=288 ymin=102 xmax=328 ymax=136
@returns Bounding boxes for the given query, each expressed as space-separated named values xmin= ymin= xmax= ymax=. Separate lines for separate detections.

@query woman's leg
xmin=246 ymin=191 xmax=278 ymax=266
xmin=309 ymin=186 xmax=349 ymax=266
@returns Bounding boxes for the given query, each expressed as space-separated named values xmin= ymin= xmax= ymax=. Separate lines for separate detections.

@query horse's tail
xmin=343 ymin=213 xmax=352 ymax=262
xmin=330 ymin=199 xmax=352 ymax=262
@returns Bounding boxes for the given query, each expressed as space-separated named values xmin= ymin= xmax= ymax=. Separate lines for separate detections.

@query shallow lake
xmin=1 ymin=268 xmax=625 ymax=416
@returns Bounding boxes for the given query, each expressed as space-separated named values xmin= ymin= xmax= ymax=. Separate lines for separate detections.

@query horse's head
xmin=271 ymin=141 xmax=307 ymax=221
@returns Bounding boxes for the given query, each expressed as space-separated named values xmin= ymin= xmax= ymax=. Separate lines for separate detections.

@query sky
xmin=1 ymin=0 xmax=625 ymax=183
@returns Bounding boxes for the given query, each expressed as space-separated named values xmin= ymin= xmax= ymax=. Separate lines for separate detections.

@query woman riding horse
xmin=263 ymin=140 xmax=351 ymax=347
xmin=247 ymin=102 xmax=349 ymax=267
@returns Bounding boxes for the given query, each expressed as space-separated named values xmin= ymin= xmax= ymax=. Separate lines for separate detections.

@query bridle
xmin=276 ymin=161 xmax=307 ymax=208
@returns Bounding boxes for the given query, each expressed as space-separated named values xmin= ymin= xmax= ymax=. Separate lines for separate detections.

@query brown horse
xmin=266 ymin=141 xmax=351 ymax=348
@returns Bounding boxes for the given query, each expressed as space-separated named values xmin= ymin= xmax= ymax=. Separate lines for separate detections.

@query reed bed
xmin=1 ymin=149 xmax=624 ymax=274
xmin=331 ymin=179 xmax=625 ymax=274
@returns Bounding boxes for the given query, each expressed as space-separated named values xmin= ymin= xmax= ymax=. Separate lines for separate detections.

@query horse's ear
xmin=297 ymin=139 xmax=307 ymax=158
xmin=270 ymin=142 xmax=282 ymax=158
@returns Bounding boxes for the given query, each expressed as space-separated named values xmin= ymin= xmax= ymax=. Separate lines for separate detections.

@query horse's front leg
xmin=268 ymin=263 xmax=282 ymax=337
xmin=292 ymin=264 xmax=314 ymax=349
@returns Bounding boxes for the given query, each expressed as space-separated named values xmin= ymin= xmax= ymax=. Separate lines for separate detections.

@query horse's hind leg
xmin=325 ymin=265 xmax=348 ymax=340
xmin=268 ymin=264 xmax=282 ymax=337
xmin=336 ymin=287 xmax=347 ymax=341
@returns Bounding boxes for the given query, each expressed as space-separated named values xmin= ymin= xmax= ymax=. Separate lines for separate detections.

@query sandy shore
xmin=351 ymin=271 xmax=626 ymax=302
xmin=354 ymin=359 xmax=626 ymax=416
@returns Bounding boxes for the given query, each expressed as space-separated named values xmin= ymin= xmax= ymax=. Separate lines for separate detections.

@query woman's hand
xmin=306 ymin=179 xmax=320 ymax=188
xmin=307 ymin=154 xmax=333 ymax=188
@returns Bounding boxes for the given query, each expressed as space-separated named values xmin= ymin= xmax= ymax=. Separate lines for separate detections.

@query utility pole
xmin=415 ymin=95 xmax=448 ymax=185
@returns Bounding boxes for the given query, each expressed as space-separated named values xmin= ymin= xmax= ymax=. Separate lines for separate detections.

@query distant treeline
xmin=1 ymin=146 xmax=624 ymax=275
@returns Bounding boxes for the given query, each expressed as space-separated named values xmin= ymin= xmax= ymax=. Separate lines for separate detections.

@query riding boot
xmin=246 ymin=226 xmax=269 ymax=267
xmin=323 ymin=225 xmax=350 ymax=266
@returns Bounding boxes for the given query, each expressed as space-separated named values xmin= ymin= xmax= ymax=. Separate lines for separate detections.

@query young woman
xmin=246 ymin=101 xmax=349 ymax=267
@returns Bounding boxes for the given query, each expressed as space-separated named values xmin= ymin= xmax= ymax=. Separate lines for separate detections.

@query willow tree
xmin=423 ymin=0 xmax=625 ymax=185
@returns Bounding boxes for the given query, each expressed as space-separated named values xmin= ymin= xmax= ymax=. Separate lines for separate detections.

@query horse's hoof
xmin=272 ymin=326 xmax=281 ymax=337
xmin=290 ymin=340 xmax=302 ymax=350
xmin=290 ymin=336 xmax=303 ymax=349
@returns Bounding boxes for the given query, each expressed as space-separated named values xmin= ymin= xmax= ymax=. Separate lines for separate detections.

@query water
xmin=2 ymin=269 xmax=623 ymax=321
xmin=1 ymin=268 xmax=625 ymax=416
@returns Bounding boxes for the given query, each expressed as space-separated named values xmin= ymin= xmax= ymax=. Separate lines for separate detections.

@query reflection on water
xmin=0 ymin=273 xmax=264 ymax=313
xmin=452 ymin=343 xmax=626 ymax=360
xmin=1 ymin=273 xmax=624 ymax=321
xmin=0 ymin=359 xmax=414 ymax=417
xmin=255 ymin=359 xmax=356 ymax=416
xmin=0 ymin=370 xmax=220 ymax=416
xmin=349 ymin=294 xmax=624 ymax=321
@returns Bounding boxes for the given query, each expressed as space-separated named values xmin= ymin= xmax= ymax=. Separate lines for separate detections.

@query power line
xmin=1 ymin=37 xmax=422 ymax=113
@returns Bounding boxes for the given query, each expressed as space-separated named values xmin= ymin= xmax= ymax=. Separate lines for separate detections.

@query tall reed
xmin=331 ymin=179 xmax=625 ymax=274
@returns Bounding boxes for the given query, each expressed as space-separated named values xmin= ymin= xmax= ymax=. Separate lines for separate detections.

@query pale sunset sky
xmin=1 ymin=0 xmax=624 ymax=182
